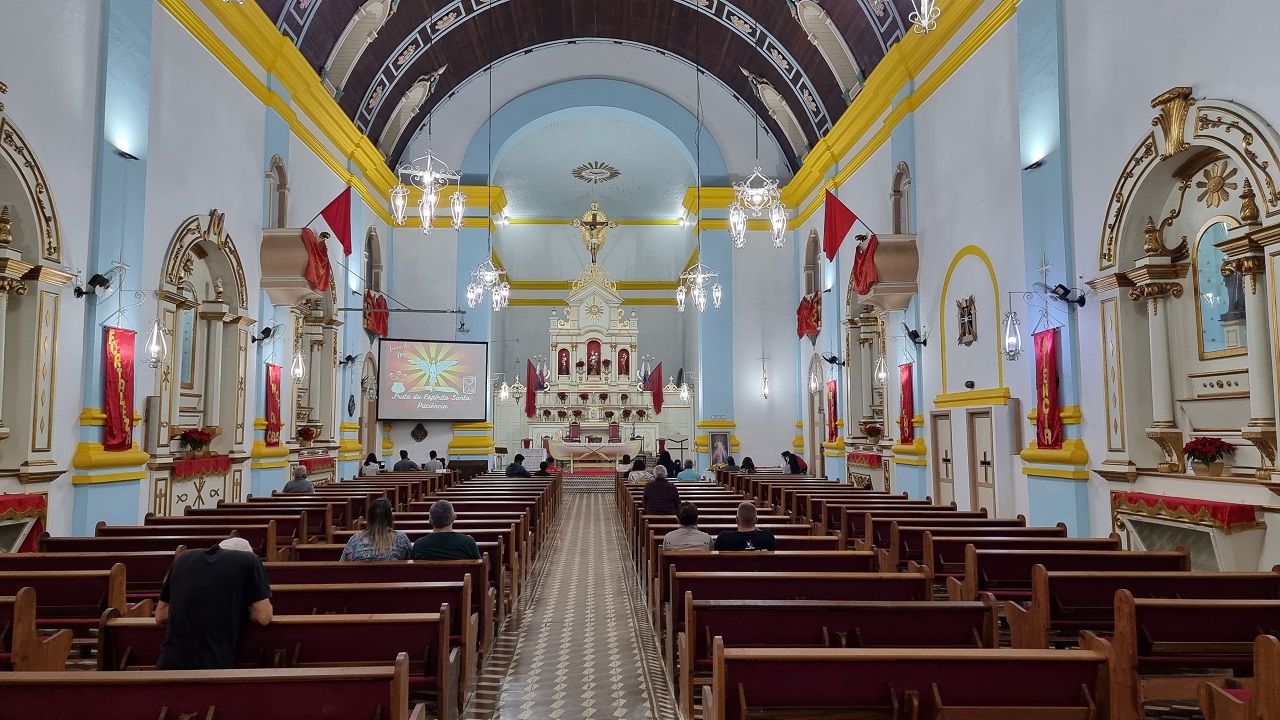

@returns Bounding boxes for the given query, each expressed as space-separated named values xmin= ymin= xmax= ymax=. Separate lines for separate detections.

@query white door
xmin=930 ymin=412 xmax=954 ymax=505
xmin=967 ymin=411 xmax=996 ymax=513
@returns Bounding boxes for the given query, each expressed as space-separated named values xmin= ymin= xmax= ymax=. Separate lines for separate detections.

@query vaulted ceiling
xmin=258 ymin=0 xmax=917 ymax=173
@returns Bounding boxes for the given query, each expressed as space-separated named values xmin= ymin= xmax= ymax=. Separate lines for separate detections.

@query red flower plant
xmin=621 ymin=408 xmax=632 ymax=418
xmin=572 ymin=409 xmax=583 ymax=417
xmin=575 ymin=360 xmax=586 ymax=369
xmin=636 ymin=409 xmax=647 ymax=418
xmin=602 ymin=359 xmax=612 ymax=367
xmin=1182 ymin=436 xmax=1234 ymax=465
xmin=178 ymin=428 xmax=213 ymax=450
xmin=861 ymin=423 xmax=883 ymax=437
xmin=598 ymin=392 xmax=609 ymax=401
xmin=579 ymin=392 xmax=590 ymax=401
xmin=557 ymin=410 xmax=568 ymax=419
xmin=557 ymin=392 xmax=568 ymax=401
xmin=296 ymin=426 xmax=317 ymax=442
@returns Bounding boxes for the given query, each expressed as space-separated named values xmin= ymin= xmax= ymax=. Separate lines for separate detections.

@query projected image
xmin=378 ymin=340 xmax=490 ymax=421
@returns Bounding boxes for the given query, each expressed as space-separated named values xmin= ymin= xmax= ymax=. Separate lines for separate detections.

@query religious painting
xmin=956 ymin=296 xmax=977 ymax=346
xmin=709 ymin=432 xmax=730 ymax=466
xmin=587 ymin=340 xmax=602 ymax=375
xmin=557 ymin=348 xmax=571 ymax=376
xmin=618 ymin=348 xmax=630 ymax=376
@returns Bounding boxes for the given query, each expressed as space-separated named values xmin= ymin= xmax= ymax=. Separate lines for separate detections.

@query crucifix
xmin=978 ymin=452 xmax=993 ymax=484
xmin=573 ymin=199 xmax=618 ymax=264
xmin=940 ymin=450 xmax=952 ymax=479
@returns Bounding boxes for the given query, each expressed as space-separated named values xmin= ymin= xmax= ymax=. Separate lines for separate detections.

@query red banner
xmin=300 ymin=227 xmax=333 ymax=293
xmin=299 ymin=456 xmax=335 ymax=474
xmin=826 ymin=380 xmax=838 ymax=442
xmin=103 ymin=327 xmax=136 ymax=452
xmin=363 ymin=290 xmax=389 ymax=337
xmin=647 ymin=362 xmax=664 ymax=414
xmin=265 ymin=363 xmax=282 ymax=447
xmin=0 ymin=493 xmax=46 ymax=552
xmin=852 ymin=234 xmax=880 ymax=295
xmin=1034 ymin=328 xmax=1063 ymax=449
xmin=898 ymin=363 xmax=915 ymax=444
xmin=525 ymin=359 xmax=538 ymax=418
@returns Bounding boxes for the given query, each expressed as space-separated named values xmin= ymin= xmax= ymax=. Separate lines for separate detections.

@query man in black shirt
xmin=155 ymin=537 xmax=273 ymax=669
xmin=505 ymin=453 xmax=532 ymax=477
xmin=713 ymin=502 xmax=777 ymax=551
xmin=411 ymin=500 xmax=482 ymax=560
xmin=533 ymin=461 xmax=552 ymax=477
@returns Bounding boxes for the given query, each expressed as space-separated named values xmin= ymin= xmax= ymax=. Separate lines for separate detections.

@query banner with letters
xmin=899 ymin=363 xmax=915 ymax=444
xmin=103 ymin=327 xmax=136 ymax=452
xmin=1035 ymin=327 xmax=1063 ymax=449
xmin=265 ymin=363 xmax=282 ymax=447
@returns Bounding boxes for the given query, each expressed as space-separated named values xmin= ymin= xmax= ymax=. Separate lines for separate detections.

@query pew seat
xmin=0 ymin=587 xmax=72 ymax=671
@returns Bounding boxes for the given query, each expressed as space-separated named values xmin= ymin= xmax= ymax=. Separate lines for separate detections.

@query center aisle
xmin=464 ymin=492 xmax=678 ymax=720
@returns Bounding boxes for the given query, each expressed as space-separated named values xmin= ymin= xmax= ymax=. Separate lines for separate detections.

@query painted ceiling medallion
xmin=571 ymin=161 xmax=622 ymax=185
xmin=1196 ymin=160 xmax=1238 ymax=208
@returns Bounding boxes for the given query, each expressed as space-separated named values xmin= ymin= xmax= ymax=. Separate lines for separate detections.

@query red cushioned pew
xmin=0 ymin=587 xmax=72 ymax=671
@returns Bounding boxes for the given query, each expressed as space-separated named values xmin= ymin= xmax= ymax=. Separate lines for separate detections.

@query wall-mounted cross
xmin=978 ymin=451 xmax=993 ymax=484
xmin=940 ymin=451 xmax=952 ymax=479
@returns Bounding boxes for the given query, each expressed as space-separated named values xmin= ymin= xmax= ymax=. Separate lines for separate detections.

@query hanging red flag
xmin=899 ymin=363 xmax=915 ymax=444
xmin=646 ymin=362 xmax=664 ymax=414
xmin=103 ymin=327 xmax=136 ymax=452
xmin=318 ymin=187 xmax=353 ymax=256
xmin=796 ymin=295 xmax=811 ymax=339
xmin=265 ymin=364 xmax=282 ymax=447
xmin=826 ymin=380 xmax=839 ymax=443
xmin=363 ymin=290 xmax=389 ymax=337
xmin=525 ymin=359 xmax=538 ymax=419
xmin=852 ymin=234 xmax=880 ymax=295
xmin=299 ymin=227 xmax=334 ymax=292
xmin=823 ymin=190 xmax=858 ymax=261
xmin=1035 ymin=328 xmax=1063 ymax=449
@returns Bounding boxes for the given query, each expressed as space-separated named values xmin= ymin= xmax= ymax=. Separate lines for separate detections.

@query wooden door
xmin=967 ymin=410 xmax=996 ymax=513
xmin=930 ymin=412 xmax=954 ymax=505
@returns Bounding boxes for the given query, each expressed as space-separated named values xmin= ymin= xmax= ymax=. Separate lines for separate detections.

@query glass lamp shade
xmin=770 ymin=204 xmax=787 ymax=246
xmin=450 ymin=189 xmax=466 ymax=231
xmin=498 ymin=382 xmax=510 ymax=402
xmin=290 ymin=349 xmax=307 ymax=382
xmin=144 ymin=318 xmax=168 ymax=368
xmin=390 ymin=183 xmax=410 ymax=225
xmin=675 ymin=285 xmax=687 ymax=313
xmin=761 ymin=376 xmax=770 ymax=399
xmin=728 ymin=202 xmax=747 ymax=248
xmin=712 ymin=283 xmax=723 ymax=308
xmin=873 ymin=354 xmax=888 ymax=386
xmin=679 ymin=383 xmax=689 ymax=402
xmin=693 ymin=286 xmax=707 ymax=313
xmin=1002 ymin=310 xmax=1023 ymax=360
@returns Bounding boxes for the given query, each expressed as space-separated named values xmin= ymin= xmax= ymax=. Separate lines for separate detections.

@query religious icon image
xmin=956 ymin=296 xmax=977 ymax=346
xmin=710 ymin=432 xmax=730 ymax=465
xmin=587 ymin=340 xmax=602 ymax=375
xmin=618 ymin=349 xmax=630 ymax=376
xmin=572 ymin=199 xmax=618 ymax=264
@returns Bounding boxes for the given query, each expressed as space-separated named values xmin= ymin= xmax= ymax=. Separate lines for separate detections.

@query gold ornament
xmin=0 ymin=205 xmax=11 ymax=245
xmin=1195 ymin=161 xmax=1237 ymax=207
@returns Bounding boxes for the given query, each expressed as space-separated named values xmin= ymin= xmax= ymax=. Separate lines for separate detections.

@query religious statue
xmin=588 ymin=348 xmax=600 ymax=375
xmin=557 ymin=348 xmax=571 ymax=376
xmin=618 ymin=349 xmax=630 ymax=376
xmin=572 ymin=199 xmax=618 ymax=264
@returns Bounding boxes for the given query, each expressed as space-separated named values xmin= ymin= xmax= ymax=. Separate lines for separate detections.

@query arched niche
xmin=360 ymin=352 xmax=378 ymax=459
xmin=363 ymin=226 xmax=384 ymax=292
xmin=892 ymin=162 xmax=912 ymax=235
xmin=0 ymin=113 xmax=73 ymax=482
xmin=794 ymin=0 xmax=863 ymax=103
xmin=803 ymin=228 xmax=819 ymax=295
xmin=805 ymin=353 xmax=827 ymax=477
xmin=323 ymin=0 xmax=397 ymax=97
xmin=265 ymin=155 xmax=288 ymax=230
xmin=155 ymin=211 xmax=252 ymax=457
xmin=1088 ymin=87 xmax=1280 ymax=477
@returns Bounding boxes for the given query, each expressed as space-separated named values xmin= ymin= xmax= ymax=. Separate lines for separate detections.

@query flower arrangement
xmin=557 ymin=410 xmax=568 ymax=419
xmin=557 ymin=392 xmax=568 ymax=402
xmin=296 ymin=426 xmax=317 ymax=443
xmin=621 ymin=408 xmax=633 ymax=419
xmin=636 ymin=409 xmax=648 ymax=419
xmin=579 ymin=392 xmax=590 ymax=402
xmin=572 ymin=409 xmax=583 ymax=418
xmin=576 ymin=360 xmax=586 ymax=369
xmin=861 ymin=422 xmax=883 ymax=441
xmin=178 ymin=428 xmax=212 ymax=451
xmin=603 ymin=358 xmax=612 ymax=367
xmin=1183 ymin=436 xmax=1234 ymax=465
xmin=604 ymin=410 xmax=615 ymax=419
xmin=598 ymin=392 xmax=609 ymax=402
xmin=542 ymin=409 xmax=552 ymax=419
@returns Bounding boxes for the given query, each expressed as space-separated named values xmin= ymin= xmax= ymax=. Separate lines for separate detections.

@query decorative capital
xmin=1128 ymin=281 xmax=1183 ymax=302
xmin=0 ymin=205 xmax=11 ymax=245
xmin=1151 ymin=86 xmax=1195 ymax=159
xmin=1145 ymin=427 xmax=1186 ymax=474
xmin=0 ymin=277 xmax=27 ymax=295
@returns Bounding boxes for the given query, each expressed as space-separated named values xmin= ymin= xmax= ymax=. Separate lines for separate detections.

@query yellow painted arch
xmin=938 ymin=245 xmax=1005 ymax=396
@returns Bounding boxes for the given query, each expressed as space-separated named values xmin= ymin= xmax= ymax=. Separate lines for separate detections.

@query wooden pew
xmin=1009 ymin=568 xmax=1280 ymax=649
xmin=917 ymin=534 xmax=1123 ymax=579
xmin=163 ymin=508 xmax=330 ymax=543
xmin=881 ymin=523 xmax=1067 ymax=570
xmin=1084 ymin=594 xmax=1280 ymax=720
xmin=0 ymin=587 xmax=72 ymax=671
xmin=678 ymin=598 xmax=999 ymax=720
xmin=40 ymin=534 xmax=221 ymax=555
xmin=94 ymin=521 xmax=284 ymax=561
xmin=225 ymin=496 xmax=359 ymax=530
xmin=0 ymin=551 xmax=178 ymax=603
xmin=703 ymin=642 xmax=1109 ymax=720
xmin=0 ymin=566 xmax=149 ymax=637
xmin=1199 ymin=634 xmax=1280 ymax=720
xmin=950 ymin=547 xmax=1191 ymax=601
xmin=98 ymin=609 xmax=459 ymax=720
xmin=0 ymin=652 xmax=426 ymax=720
xmin=852 ymin=510 xmax=1000 ymax=550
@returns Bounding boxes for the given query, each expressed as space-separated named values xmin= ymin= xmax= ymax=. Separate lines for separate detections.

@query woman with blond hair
xmin=340 ymin=497 xmax=410 ymax=561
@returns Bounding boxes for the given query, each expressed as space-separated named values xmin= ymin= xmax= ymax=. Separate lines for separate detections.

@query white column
xmin=858 ymin=329 xmax=875 ymax=421
xmin=0 ymin=289 xmax=11 ymax=429
xmin=1145 ymin=292 xmax=1177 ymax=426
xmin=201 ymin=312 xmax=225 ymax=431
xmin=1240 ymin=260 xmax=1275 ymax=423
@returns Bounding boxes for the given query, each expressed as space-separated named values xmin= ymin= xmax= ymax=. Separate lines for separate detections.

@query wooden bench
xmin=98 ymin=608 xmax=459 ymax=720
xmin=916 ymin=534 xmax=1123 ymax=579
xmin=950 ymin=547 xmax=1191 ymax=601
xmin=852 ymin=510 xmax=1002 ymax=550
xmin=0 ymin=567 xmax=149 ymax=637
xmin=153 ymin=511 xmax=328 ymax=544
xmin=1199 ymin=634 xmax=1280 ymax=720
xmin=226 ymin=497 xmax=358 ymax=530
xmin=0 ymin=587 xmax=72 ymax=671
xmin=1008 ymin=568 xmax=1280 ymax=649
xmin=678 ymin=598 xmax=998 ymax=719
xmin=1084 ymin=594 xmax=1280 ymax=720
xmin=0 ymin=551 xmax=177 ymax=603
xmin=703 ymin=641 xmax=1109 ymax=720
xmin=0 ymin=652 xmax=426 ymax=720
xmin=94 ymin=522 xmax=284 ymax=561
xmin=881 ymin=523 xmax=1067 ymax=570
xmin=39 ymin=534 xmax=219 ymax=555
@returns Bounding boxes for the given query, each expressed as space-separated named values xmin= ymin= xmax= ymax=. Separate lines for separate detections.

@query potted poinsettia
xmin=636 ymin=409 xmax=647 ymax=419
xmin=576 ymin=360 xmax=585 ymax=370
xmin=579 ymin=392 xmax=590 ymax=403
xmin=598 ymin=392 xmax=609 ymax=402
xmin=572 ymin=409 xmax=583 ymax=418
xmin=621 ymin=408 xmax=632 ymax=419
xmin=557 ymin=392 xmax=568 ymax=402
xmin=603 ymin=359 xmax=612 ymax=369
xmin=542 ymin=409 xmax=552 ymax=420
xmin=1183 ymin=436 xmax=1234 ymax=477
xmin=860 ymin=422 xmax=883 ymax=445
xmin=178 ymin=428 xmax=212 ymax=455
xmin=620 ymin=393 xmax=630 ymax=404
xmin=296 ymin=426 xmax=317 ymax=447
xmin=604 ymin=410 xmax=615 ymax=419
xmin=557 ymin=410 xmax=568 ymax=419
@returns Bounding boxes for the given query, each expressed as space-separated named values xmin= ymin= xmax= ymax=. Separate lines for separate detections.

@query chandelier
xmin=390 ymin=150 xmax=465 ymax=234
xmin=908 ymin=0 xmax=940 ymax=33
xmin=466 ymin=259 xmax=509 ymax=310
xmin=729 ymin=168 xmax=788 ymax=248
xmin=676 ymin=262 xmax=722 ymax=313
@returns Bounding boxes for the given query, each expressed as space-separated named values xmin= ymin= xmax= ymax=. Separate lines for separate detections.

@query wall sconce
xmin=1002 ymin=309 xmax=1023 ymax=361
xmin=143 ymin=318 xmax=169 ymax=368
xmin=873 ymin=354 xmax=888 ymax=386
xmin=679 ymin=383 xmax=690 ymax=403
xmin=808 ymin=371 xmax=820 ymax=393
xmin=290 ymin=348 xmax=306 ymax=382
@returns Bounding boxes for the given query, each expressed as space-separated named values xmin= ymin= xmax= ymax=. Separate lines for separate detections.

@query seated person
xmin=423 ymin=450 xmax=445 ymax=472
xmin=616 ymin=454 xmax=633 ymax=473
xmin=676 ymin=459 xmax=702 ymax=482
xmin=282 ymin=465 xmax=314 ymax=493
xmin=545 ymin=455 xmax=559 ymax=473
xmin=533 ymin=461 xmax=552 ymax=477
xmin=657 ymin=450 xmax=679 ymax=477
xmin=154 ymin=537 xmax=273 ymax=670
xmin=506 ymin=453 xmax=532 ymax=477
xmin=393 ymin=450 xmax=419 ymax=472
xmin=642 ymin=466 xmax=681 ymax=515
xmin=722 ymin=455 xmax=741 ymax=473
xmin=361 ymin=452 xmax=382 ymax=476
xmin=663 ymin=502 xmax=712 ymax=551
xmin=627 ymin=458 xmax=654 ymax=484
xmin=411 ymin=500 xmax=482 ymax=560
xmin=740 ymin=457 xmax=756 ymax=473
xmin=713 ymin=502 xmax=776 ymax=551
xmin=340 ymin=498 xmax=411 ymax=561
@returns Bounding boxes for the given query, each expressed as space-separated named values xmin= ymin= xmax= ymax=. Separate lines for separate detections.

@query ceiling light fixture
xmin=679 ymin=6 xmax=724 ymax=315
xmin=909 ymin=0 xmax=941 ymax=33
xmin=466 ymin=259 xmax=509 ymax=311
xmin=730 ymin=118 xmax=788 ymax=249
xmin=390 ymin=149 xmax=465 ymax=233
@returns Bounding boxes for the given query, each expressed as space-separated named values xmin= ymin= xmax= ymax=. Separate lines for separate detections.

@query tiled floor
xmin=464 ymin=493 xmax=677 ymax=720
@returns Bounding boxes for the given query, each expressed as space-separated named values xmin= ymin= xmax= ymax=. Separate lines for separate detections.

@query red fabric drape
xmin=172 ymin=455 xmax=232 ymax=480
xmin=0 ymin=493 xmax=46 ymax=552
xmin=300 ymin=228 xmax=333 ymax=293
xmin=847 ymin=452 xmax=882 ymax=469
xmin=852 ymin=234 xmax=880 ymax=295
xmin=103 ymin=327 xmax=136 ymax=452
xmin=823 ymin=191 xmax=857 ymax=261
xmin=299 ymin=456 xmax=335 ymax=474
xmin=1112 ymin=491 xmax=1260 ymax=531
xmin=1035 ymin=328 xmax=1063 ymax=449
xmin=319 ymin=187 xmax=353 ymax=256
xmin=363 ymin=290 xmax=389 ymax=337
xmin=826 ymin=380 xmax=838 ymax=443
xmin=265 ymin=364 xmax=282 ymax=447
xmin=796 ymin=292 xmax=822 ymax=342
xmin=898 ymin=363 xmax=915 ymax=444
xmin=796 ymin=295 xmax=811 ymax=338
xmin=647 ymin=362 xmax=664 ymax=414
xmin=525 ymin=359 xmax=538 ymax=418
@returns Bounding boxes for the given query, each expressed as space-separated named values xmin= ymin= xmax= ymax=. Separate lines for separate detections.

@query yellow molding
xmin=337 ymin=438 xmax=363 ymax=454
xmin=450 ymin=448 xmax=495 ymax=457
xmin=939 ymin=245 xmax=1004 ymax=394
xmin=792 ymin=435 xmax=806 ymax=450
xmin=1020 ymin=466 xmax=1092 ymax=480
xmin=72 ymin=443 xmax=151 ymax=470
xmin=912 ymin=414 xmax=924 ymax=428
xmin=1027 ymin=405 xmax=1084 ymax=426
xmin=891 ymin=437 xmax=927 ymax=457
xmin=453 ymin=421 xmax=495 ymax=431
xmin=490 ymin=249 xmax=506 ymax=274
xmin=697 ymin=218 xmax=774 ymax=232
xmin=253 ymin=417 xmax=267 ymax=430
xmin=622 ymin=297 xmax=677 ymax=306
xmin=796 ymin=420 xmax=804 ymax=428
xmin=79 ymin=408 xmax=142 ymax=426
xmin=507 ymin=298 xmax=569 ymax=307
xmin=891 ymin=457 xmax=928 ymax=466
xmin=250 ymin=440 xmax=290 ymax=459
xmin=505 ymin=217 xmax=680 ymax=226
xmin=822 ymin=440 xmax=844 ymax=450
xmin=509 ymin=280 xmax=572 ymax=291
xmin=339 ymin=421 xmax=361 ymax=432
xmin=682 ymin=187 xmax=737 ymax=214
xmin=621 ymin=281 xmax=680 ymax=291
xmin=1020 ymin=438 xmax=1090 ymax=466
xmin=696 ymin=420 xmax=738 ymax=429
xmin=338 ymin=452 xmax=364 ymax=462
xmin=933 ymin=387 xmax=1012 ymax=409
xmin=251 ymin=460 xmax=290 ymax=469
xmin=398 ymin=185 xmax=506 ymax=215
xmin=72 ymin=469 xmax=149 ymax=485
xmin=824 ymin=449 xmax=846 ymax=457
xmin=421 ymin=216 xmax=495 ymax=230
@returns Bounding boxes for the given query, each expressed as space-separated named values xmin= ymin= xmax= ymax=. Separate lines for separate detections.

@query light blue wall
xmin=1028 ymin=475 xmax=1089 ymax=536
xmin=696 ymin=229 xmax=735 ymax=424
xmin=72 ymin=481 xmax=141 ymax=537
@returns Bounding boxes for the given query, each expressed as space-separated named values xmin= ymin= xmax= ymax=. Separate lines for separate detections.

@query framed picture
xmin=956 ymin=296 xmax=977 ymax=346
xmin=709 ymin=432 xmax=730 ymax=466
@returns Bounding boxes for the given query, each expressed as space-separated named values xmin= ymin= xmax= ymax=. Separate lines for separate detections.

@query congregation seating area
xmin=0 ymin=469 xmax=559 ymax=720
xmin=618 ymin=470 xmax=1280 ymax=720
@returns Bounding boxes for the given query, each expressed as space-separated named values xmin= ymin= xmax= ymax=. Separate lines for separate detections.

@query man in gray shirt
xmin=662 ymin=502 xmax=712 ymax=551
xmin=282 ymin=465 xmax=314 ymax=493
xmin=393 ymin=450 xmax=419 ymax=471
xmin=423 ymin=450 xmax=445 ymax=472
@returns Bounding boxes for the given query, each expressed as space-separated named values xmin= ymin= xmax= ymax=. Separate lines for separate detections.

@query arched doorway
xmin=806 ymin=354 xmax=826 ymax=477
